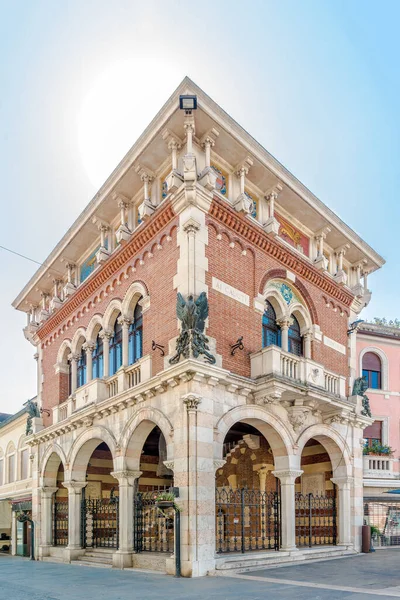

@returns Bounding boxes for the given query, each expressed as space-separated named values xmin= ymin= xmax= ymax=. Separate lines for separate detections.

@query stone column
xmin=100 ymin=330 xmax=112 ymax=377
xmin=331 ymin=476 xmax=353 ymax=546
xmin=278 ymin=318 xmax=292 ymax=353
xmin=110 ymin=470 xmax=142 ymax=568
xmin=272 ymin=469 xmax=303 ymax=551
xmin=183 ymin=221 xmax=200 ymax=298
xmin=69 ymin=353 xmax=79 ymax=394
xmin=303 ymin=331 xmax=312 ymax=360
xmin=118 ymin=317 xmax=132 ymax=368
xmin=63 ymin=481 xmax=87 ymax=561
xmin=40 ymin=487 xmax=58 ymax=556
xmin=83 ymin=343 xmax=95 ymax=383
xmin=11 ymin=510 xmax=17 ymax=555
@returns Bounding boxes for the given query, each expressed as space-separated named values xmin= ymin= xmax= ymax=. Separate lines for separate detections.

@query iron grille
xmin=53 ymin=501 xmax=68 ymax=546
xmin=295 ymin=491 xmax=337 ymax=547
xmin=215 ymin=488 xmax=281 ymax=554
xmin=133 ymin=487 xmax=175 ymax=553
xmin=81 ymin=498 xmax=119 ymax=549
xmin=364 ymin=498 xmax=400 ymax=547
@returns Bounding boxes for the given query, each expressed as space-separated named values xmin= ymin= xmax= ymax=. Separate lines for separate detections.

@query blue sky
xmin=0 ymin=0 xmax=399 ymax=413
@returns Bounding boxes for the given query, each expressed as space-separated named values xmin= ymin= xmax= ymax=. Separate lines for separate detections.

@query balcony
xmin=52 ymin=355 xmax=152 ymax=424
xmin=250 ymin=345 xmax=346 ymax=398
xmin=363 ymin=456 xmax=397 ymax=479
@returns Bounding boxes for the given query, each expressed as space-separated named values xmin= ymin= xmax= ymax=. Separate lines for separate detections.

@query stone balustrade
xmin=363 ymin=455 xmax=396 ymax=479
xmin=250 ymin=345 xmax=346 ymax=398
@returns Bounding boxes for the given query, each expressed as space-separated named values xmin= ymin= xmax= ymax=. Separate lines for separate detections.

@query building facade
xmin=0 ymin=404 xmax=35 ymax=557
xmin=357 ymin=322 xmax=400 ymax=547
xmin=10 ymin=78 xmax=384 ymax=576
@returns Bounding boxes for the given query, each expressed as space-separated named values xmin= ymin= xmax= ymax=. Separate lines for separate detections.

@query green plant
xmin=155 ymin=491 xmax=181 ymax=513
xmin=371 ymin=525 xmax=381 ymax=536
xmin=363 ymin=442 xmax=394 ymax=456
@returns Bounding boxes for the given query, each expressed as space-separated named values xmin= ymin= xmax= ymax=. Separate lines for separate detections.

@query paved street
xmin=2 ymin=551 xmax=400 ymax=599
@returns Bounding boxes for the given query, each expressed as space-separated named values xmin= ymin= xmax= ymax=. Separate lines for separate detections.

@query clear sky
xmin=0 ymin=0 xmax=399 ymax=414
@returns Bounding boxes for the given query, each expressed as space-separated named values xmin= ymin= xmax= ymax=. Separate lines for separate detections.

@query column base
xmin=282 ymin=546 xmax=299 ymax=553
xmin=112 ymin=550 xmax=133 ymax=569
xmin=38 ymin=544 xmax=52 ymax=558
xmin=64 ymin=547 xmax=85 ymax=563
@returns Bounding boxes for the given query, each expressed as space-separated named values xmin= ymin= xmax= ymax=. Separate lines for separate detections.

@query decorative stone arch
xmin=56 ymin=339 xmax=72 ymax=366
xmin=102 ymin=298 xmax=123 ymax=331
xmin=71 ymin=327 xmax=86 ymax=355
xmin=40 ymin=443 xmax=67 ymax=487
xmin=215 ymin=405 xmax=296 ymax=471
xmin=68 ymin=426 xmax=118 ymax=481
xmin=289 ymin=303 xmax=312 ymax=334
xmin=296 ymin=424 xmax=352 ymax=478
xmin=263 ymin=288 xmax=289 ymax=321
xmin=86 ymin=314 xmax=104 ymax=344
xmin=121 ymin=281 xmax=149 ymax=319
xmin=119 ymin=407 xmax=174 ymax=472
xmin=359 ymin=346 xmax=388 ymax=391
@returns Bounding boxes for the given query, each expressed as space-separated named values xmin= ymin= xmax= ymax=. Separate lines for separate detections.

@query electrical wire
xmin=0 ymin=245 xmax=44 ymax=266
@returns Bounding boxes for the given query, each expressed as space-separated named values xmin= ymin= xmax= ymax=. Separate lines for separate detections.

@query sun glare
xmin=78 ymin=58 xmax=183 ymax=189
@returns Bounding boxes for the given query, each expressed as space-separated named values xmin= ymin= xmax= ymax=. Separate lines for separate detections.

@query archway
xmin=296 ymin=437 xmax=337 ymax=547
xmin=216 ymin=420 xmax=286 ymax=554
xmin=40 ymin=447 xmax=67 ymax=551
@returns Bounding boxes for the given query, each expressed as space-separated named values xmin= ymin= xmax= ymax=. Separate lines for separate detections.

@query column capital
xmin=183 ymin=393 xmax=202 ymax=412
xmin=68 ymin=352 xmax=81 ymax=363
xmin=235 ymin=156 xmax=253 ymax=177
xmin=272 ymin=469 xmax=303 ymax=483
xmin=183 ymin=218 xmax=201 ymax=235
xmin=265 ymin=183 xmax=283 ymax=202
xmin=315 ymin=226 xmax=331 ymax=241
xmin=40 ymin=486 xmax=58 ymax=498
xmin=277 ymin=316 xmax=293 ymax=330
xmin=98 ymin=223 xmax=110 ymax=233
xmin=82 ymin=342 xmax=95 ymax=354
xmin=99 ymin=329 xmax=113 ymax=341
xmin=213 ymin=459 xmax=226 ymax=473
xmin=334 ymin=243 xmax=350 ymax=257
xmin=117 ymin=315 xmax=133 ymax=328
xmin=330 ymin=476 xmax=354 ymax=488
xmin=163 ymin=460 xmax=175 ymax=472
xmin=62 ymin=481 xmax=87 ymax=494
xmin=110 ymin=470 xmax=142 ymax=486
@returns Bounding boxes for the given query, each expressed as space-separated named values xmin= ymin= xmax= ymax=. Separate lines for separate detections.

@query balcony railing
xmin=107 ymin=374 xmax=119 ymax=398
xmin=250 ymin=345 xmax=346 ymax=398
xmin=363 ymin=456 xmax=397 ymax=479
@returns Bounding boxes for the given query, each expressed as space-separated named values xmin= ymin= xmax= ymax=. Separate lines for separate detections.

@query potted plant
xmin=363 ymin=442 xmax=394 ymax=456
xmin=155 ymin=491 xmax=181 ymax=514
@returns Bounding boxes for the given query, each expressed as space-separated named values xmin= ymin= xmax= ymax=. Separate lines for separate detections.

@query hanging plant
xmin=155 ymin=491 xmax=181 ymax=515
xmin=363 ymin=442 xmax=394 ymax=456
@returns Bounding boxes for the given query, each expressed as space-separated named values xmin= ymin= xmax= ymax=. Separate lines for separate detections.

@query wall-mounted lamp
xmin=347 ymin=319 xmax=364 ymax=335
xmin=179 ymin=95 xmax=197 ymax=114
xmin=152 ymin=340 xmax=165 ymax=357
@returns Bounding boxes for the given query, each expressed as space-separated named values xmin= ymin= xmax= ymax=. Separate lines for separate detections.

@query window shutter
xmin=363 ymin=420 xmax=382 ymax=441
xmin=362 ymin=352 xmax=381 ymax=372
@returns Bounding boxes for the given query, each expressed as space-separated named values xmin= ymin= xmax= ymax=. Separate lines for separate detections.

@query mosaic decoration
xmin=80 ymin=245 xmax=100 ymax=283
xmin=161 ymin=180 xmax=168 ymax=200
xmin=269 ymin=281 xmax=301 ymax=307
xmin=211 ymin=165 xmax=227 ymax=196
xmin=136 ymin=205 xmax=142 ymax=225
xmin=245 ymin=190 xmax=258 ymax=219
xmin=275 ymin=213 xmax=309 ymax=256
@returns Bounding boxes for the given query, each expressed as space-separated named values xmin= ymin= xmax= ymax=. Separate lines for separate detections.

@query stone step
xmin=74 ymin=560 xmax=112 ymax=569
xmin=213 ymin=547 xmax=356 ymax=574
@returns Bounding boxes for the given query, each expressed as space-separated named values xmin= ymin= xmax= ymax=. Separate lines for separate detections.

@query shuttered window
xmin=362 ymin=352 xmax=382 ymax=389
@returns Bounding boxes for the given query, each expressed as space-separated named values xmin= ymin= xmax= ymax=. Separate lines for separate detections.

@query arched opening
xmin=296 ymin=438 xmax=336 ymax=547
xmin=216 ymin=421 xmax=282 ymax=554
xmin=362 ymin=351 xmax=382 ymax=390
xmin=77 ymin=346 xmax=87 ymax=388
xmin=80 ymin=441 xmax=119 ymax=549
xmin=128 ymin=301 xmax=143 ymax=365
xmin=288 ymin=315 xmax=303 ymax=356
xmin=92 ymin=333 xmax=104 ymax=379
xmin=54 ymin=462 xmax=68 ymax=547
xmin=262 ymin=300 xmax=281 ymax=348
xmin=133 ymin=426 xmax=174 ymax=554
xmin=109 ymin=313 xmax=123 ymax=376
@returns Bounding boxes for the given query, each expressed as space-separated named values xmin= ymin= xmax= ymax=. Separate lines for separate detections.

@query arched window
xmin=262 ymin=301 xmax=281 ymax=348
xmin=92 ymin=335 xmax=104 ymax=379
xmin=7 ymin=444 xmax=16 ymax=484
xmin=288 ymin=315 xmax=302 ymax=356
xmin=67 ymin=357 xmax=72 ymax=397
xmin=77 ymin=347 xmax=87 ymax=388
xmin=128 ymin=301 xmax=143 ymax=365
xmin=362 ymin=352 xmax=382 ymax=389
xmin=109 ymin=314 xmax=123 ymax=376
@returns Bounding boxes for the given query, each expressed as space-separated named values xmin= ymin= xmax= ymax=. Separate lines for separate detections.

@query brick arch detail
xmin=258 ymin=269 xmax=319 ymax=325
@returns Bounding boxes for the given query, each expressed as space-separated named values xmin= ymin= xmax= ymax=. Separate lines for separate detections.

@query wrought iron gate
xmin=295 ymin=491 xmax=337 ymax=547
xmin=133 ymin=489 xmax=175 ymax=553
xmin=81 ymin=498 xmax=119 ymax=549
xmin=364 ymin=497 xmax=400 ymax=547
xmin=215 ymin=488 xmax=281 ymax=553
xmin=53 ymin=501 xmax=68 ymax=546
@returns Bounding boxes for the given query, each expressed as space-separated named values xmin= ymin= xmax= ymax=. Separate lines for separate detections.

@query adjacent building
xmin=7 ymin=78 xmax=385 ymax=575
xmin=357 ymin=322 xmax=400 ymax=547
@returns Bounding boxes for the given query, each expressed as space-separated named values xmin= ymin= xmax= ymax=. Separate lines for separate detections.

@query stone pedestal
xmin=273 ymin=469 xmax=303 ymax=551
xmin=63 ymin=481 xmax=87 ymax=562
xmin=314 ymin=255 xmax=328 ymax=271
xmin=263 ymin=216 xmax=280 ymax=236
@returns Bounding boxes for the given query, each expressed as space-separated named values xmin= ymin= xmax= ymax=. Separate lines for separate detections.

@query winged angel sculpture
xmin=169 ymin=292 xmax=216 ymax=365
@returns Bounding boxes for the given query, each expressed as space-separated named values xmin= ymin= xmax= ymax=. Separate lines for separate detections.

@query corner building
xmin=13 ymin=78 xmax=384 ymax=575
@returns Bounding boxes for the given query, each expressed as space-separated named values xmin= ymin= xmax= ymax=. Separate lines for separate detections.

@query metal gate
xmin=133 ymin=488 xmax=175 ymax=553
xmin=364 ymin=497 xmax=400 ymax=547
xmin=295 ymin=491 xmax=337 ymax=547
xmin=81 ymin=498 xmax=119 ymax=549
xmin=53 ymin=500 xmax=68 ymax=546
xmin=215 ymin=488 xmax=281 ymax=553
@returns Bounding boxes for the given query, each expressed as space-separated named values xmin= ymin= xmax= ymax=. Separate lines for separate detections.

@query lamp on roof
xmin=179 ymin=95 xmax=197 ymax=114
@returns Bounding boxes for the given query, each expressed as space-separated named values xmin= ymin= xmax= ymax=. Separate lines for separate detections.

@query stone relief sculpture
xmin=169 ymin=292 xmax=216 ymax=365
xmin=352 ymin=376 xmax=372 ymax=418
xmin=25 ymin=398 xmax=40 ymax=435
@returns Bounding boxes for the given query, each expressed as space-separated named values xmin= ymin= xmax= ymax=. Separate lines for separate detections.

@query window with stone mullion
xmin=92 ymin=335 xmax=104 ymax=379
xmin=262 ymin=301 xmax=281 ymax=348
xmin=109 ymin=315 xmax=123 ymax=376
xmin=128 ymin=302 xmax=143 ymax=365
